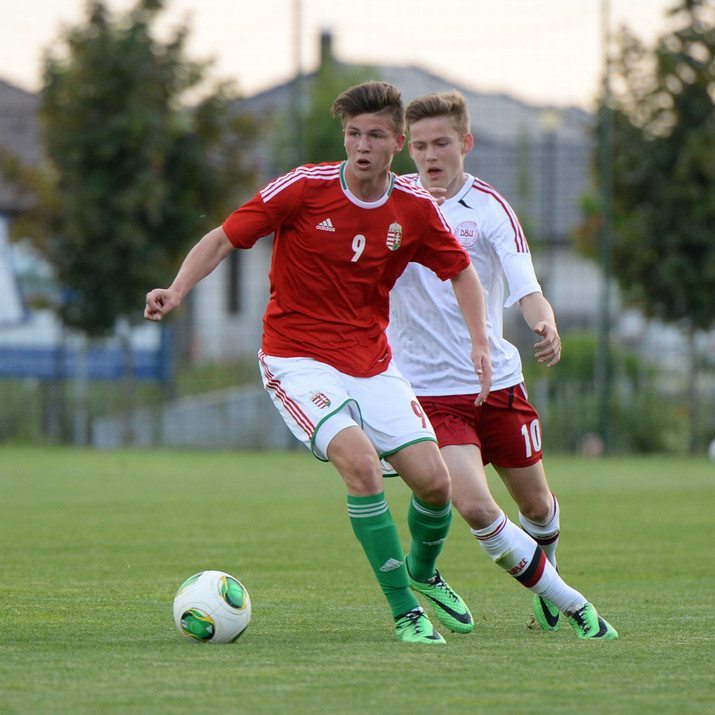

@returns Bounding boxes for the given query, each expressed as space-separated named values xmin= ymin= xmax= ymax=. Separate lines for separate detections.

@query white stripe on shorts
xmin=259 ymin=351 xmax=315 ymax=438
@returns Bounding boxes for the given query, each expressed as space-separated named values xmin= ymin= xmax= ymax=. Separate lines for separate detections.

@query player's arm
xmin=518 ymin=291 xmax=561 ymax=367
xmin=144 ymin=226 xmax=235 ymax=322
xmin=449 ymin=264 xmax=492 ymax=404
xmin=483 ymin=190 xmax=559 ymax=367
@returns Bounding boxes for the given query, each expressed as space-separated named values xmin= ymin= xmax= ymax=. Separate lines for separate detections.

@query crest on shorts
xmin=386 ymin=222 xmax=402 ymax=251
xmin=310 ymin=391 xmax=331 ymax=409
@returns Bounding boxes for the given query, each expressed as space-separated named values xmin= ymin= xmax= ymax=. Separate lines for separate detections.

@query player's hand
xmin=425 ymin=186 xmax=447 ymax=205
xmin=144 ymin=288 xmax=181 ymax=322
xmin=472 ymin=349 xmax=492 ymax=407
xmin=533 ymin=321 xmax=561 ymax=367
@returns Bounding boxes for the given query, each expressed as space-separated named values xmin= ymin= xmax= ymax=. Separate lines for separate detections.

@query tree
xmin=40 ymin=0 xmax=258 ymax=336
xmin=581 ymin=0 xmax=715 ymax=452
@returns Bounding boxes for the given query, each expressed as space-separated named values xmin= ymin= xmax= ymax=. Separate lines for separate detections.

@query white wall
xmin=191 ymin=241 xmax=272 ymax=362
xmin=0 ymin=215 xmax=25 ymax=325
xmin=533 ymin=247 xmax=612 ymax=326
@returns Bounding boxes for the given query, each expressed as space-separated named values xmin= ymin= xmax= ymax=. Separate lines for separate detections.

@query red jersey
xmin=222 ymin=161 xmax=470 ymax=377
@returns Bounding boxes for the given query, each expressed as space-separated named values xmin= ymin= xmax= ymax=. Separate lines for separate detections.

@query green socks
xmin=406 ymin=495 xmax=452 ymax=582
xmin=347 ymin=492 xmax=419 ymax=618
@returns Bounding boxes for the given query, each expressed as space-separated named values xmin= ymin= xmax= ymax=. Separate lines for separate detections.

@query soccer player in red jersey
xmin=388 ymin=90 xmax=617 ymax=639
xmin=145 ymin=81 xmax=492 ymax=644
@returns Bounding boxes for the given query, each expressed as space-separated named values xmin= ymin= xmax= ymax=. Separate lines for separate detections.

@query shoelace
xmin=398 ymin=609 xmax=424 ymax=633
xmin=570 ymin=607 xmax=590 ymax=632
xmin=430 ymin=572 xmax=459 ymax=603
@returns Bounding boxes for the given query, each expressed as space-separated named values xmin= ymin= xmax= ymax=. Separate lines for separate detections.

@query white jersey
xmin=388 ymin=173 xmax=541 ymax=395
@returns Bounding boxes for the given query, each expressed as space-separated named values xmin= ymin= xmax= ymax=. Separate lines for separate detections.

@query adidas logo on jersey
xmin=316 ymin=218 xmax=335 ymax=232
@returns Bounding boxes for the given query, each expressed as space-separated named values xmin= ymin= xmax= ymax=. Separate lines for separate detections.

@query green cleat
xmin=567 ymin=603 xmax=618 ymax=640
xmin=408 ymin=569 xmax=474 ymax=634
xmin=530 ymin=595 xmax=562 ymax=631
xmin=394 ymin=607 xmax=446 ymax=645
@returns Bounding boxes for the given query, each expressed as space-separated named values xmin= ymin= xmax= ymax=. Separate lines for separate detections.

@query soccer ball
xmin=173 ymin=570 xmax=251 ymax=643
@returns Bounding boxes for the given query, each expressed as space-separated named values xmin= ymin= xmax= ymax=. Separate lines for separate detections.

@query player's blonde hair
xmin=331 ymin=81 xmax=405 ymax=135
xmin=405 ymin=91 xmax=471 ymax=138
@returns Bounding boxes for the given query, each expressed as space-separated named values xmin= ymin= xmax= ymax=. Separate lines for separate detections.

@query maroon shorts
xmin=419 ymin=384 xmax=543 ymax=468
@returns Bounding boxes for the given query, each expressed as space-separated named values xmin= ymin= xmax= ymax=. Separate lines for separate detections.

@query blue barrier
xmin=0 ymin=330 xmax=172 ymax=383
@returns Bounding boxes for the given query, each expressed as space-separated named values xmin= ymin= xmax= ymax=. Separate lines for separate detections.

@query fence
xmin=91 ymin=385 xmax=296 ymax=451
xmin=2 ymin=355 xmax=713 ymax=454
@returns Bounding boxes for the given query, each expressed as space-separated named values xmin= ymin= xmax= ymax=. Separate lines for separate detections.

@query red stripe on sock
xmin=473 ymin=514 xmax=507 ymax=541
xmin=521 ymin=549 xmax=547 ymax=588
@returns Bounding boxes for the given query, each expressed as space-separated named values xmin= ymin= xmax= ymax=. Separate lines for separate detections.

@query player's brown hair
xmin=331 ymin=81 xmax=405 ymax=135
xmin=405 ymin=91 xmax=471 ymax=138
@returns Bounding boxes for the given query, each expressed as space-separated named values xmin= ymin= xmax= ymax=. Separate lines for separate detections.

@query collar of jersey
xmin=339 ymin=161 xmax=395 ymax=208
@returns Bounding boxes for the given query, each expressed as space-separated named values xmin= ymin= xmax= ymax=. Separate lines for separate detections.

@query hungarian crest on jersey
xmin=310 ymin=391 xmax=331 ymax=409
xmin=386 ymin=222 xmax=402 ymax=251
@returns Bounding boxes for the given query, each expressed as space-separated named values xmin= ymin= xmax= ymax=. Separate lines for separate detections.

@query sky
xmin=0 ymin=0 xmax=678 ymax=110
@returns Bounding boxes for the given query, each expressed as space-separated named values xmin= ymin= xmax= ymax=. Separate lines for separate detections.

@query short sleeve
xmin=412 ymin=201 xmax=471 ymax=280
xmin=222 ymin=170 xmax=306 ymax=249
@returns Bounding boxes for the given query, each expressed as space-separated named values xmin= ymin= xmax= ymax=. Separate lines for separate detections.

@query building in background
xmin=0 ymin=79 xmax=39 ymax=326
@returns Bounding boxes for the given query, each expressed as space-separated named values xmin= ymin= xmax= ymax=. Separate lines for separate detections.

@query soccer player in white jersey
xmin=388 ymin=91 xmax=617 ymax=640
xmin=145 ymin=82 xmax=494 ymax=645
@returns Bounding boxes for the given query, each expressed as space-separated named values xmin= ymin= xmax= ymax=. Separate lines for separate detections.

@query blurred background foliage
xmin=0 ymin=0 xmax=713 ymax=455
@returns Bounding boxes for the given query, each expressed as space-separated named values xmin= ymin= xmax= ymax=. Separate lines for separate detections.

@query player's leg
xmin=479 ymin=385 xmax=563 ymax=629
xmin=259 ymin=352 xmax=443 ymax=643
xmin=444 ymin=442 xmax=501 ymax=527
xmin=493 ymin=463 xmax=617 ymax=639
xmin=352 ymin=365 xmax=470 ymax=635
xmin=471 ymin=510 xmax=617 ymax=639
xmin=353 ymin=364 xmax=455 ymax=586
xmin=387 ymin=439 xmax=452 ymax=583
xmin=482 ymin=385 xmax=560 ymax=565
xmin=495 ymin=462 xmax=560 ymax=568
xmin=481 ymin=386 xmax=616 ymax=639
xmin=387 ymin=441 xmax=473 ymax=634
xmin=441 ymin=440 xmax=556 ymax=617
xmin=329 ymin=431 xmax=444 ymax=644
xmin=496 ymin=463 xmax=562 ymax=629
xmin=443 ymin=443 xmax=615 ymax=638
xmin=443 ymin=443 xmax=571 ymax=607
xmin=326 ymin=428 xmax=415 ymax=609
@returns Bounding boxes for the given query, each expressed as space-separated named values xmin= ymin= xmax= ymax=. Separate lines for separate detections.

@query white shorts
xmin=258 ymin=350 xmax=437 ymax=464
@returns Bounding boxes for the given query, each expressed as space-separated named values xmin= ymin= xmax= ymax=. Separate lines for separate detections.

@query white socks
xmin=472 ymin=510 xmax=585 ymax=614
xmin=518 ymin=493 xmax=560 ymax=567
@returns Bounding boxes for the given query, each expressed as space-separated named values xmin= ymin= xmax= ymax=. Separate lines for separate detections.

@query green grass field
xmin=1 ymin=447 xmax=713 ymax=714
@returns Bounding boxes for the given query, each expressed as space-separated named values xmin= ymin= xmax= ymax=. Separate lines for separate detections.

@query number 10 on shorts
xmin=521 ymin=419 xmax=542 ymax=459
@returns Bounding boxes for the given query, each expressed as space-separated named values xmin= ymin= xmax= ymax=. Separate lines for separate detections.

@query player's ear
xmin=463 ymin=132 xmax=474 ymax=154
xmin=395 ymin=133 xmax=406 ymax=152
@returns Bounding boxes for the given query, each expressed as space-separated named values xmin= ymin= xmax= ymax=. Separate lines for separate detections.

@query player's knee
xmin=519 ymin=495 xmax=553 ymax=523
xmin=454 ymin=497 xmax=501 ymax=530
xmin=335 ymin=452 xmax=383 ymax=494
xmin=416 ymin=463 xmax=451 ymax=504
xmin=421 ymin=482 xmax=451 ymax=505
